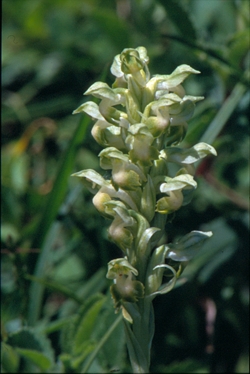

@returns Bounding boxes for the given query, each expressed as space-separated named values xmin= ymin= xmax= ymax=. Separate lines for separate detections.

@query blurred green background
xmin=1 ymin=0 xmax=249 ymax=373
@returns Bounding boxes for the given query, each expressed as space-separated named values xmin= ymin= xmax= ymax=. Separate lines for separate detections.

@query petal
xmin=106 ymin=258 xmax=139 ymax=279
xmin=156 ymin=64 xmax=200 ymax=90
xmin=160 ymin=174 xmax=197 ymax=193
xmin=84 ymin=82 xmax=121 ymax=103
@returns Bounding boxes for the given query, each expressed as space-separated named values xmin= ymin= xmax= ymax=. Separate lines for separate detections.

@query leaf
xmin=199 ymin=82 xmax=247 ymax=145
xmin=5 ymin=327 xmax=54 ymax=370
xmin=1 ymin=342 xmax=20 ymax=373
xmin=158 ymin=0 xmax=197 ymax=40
xmin=73 ymin=295 xmax=106 ymax=355
xmin=81 ymin=313 xmax=123 ymax=373
xmin=71 ymin=341 xmax=96 ymax=370
xmin=92 ymin=9 xmax=130 ymax=49
xmin=30 ymin=112 xmax=90 ymax=252
xmin=25 ymin=274 xmax=83 ymax=304
xmin=16 ymin=348 xmax=52 ymax=371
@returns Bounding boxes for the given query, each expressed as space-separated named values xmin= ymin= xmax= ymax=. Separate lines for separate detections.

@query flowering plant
xmin=73 ymin=47 xmax=216 ymax=373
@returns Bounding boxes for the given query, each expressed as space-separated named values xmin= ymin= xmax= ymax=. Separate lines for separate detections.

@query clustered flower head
xmin=73 ymin=47 xmax=216 ymax=322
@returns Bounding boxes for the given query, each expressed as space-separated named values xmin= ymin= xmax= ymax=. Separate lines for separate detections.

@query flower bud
xmin=92 ymin=190 xmax=112 ymax=218
xmin=156 ymin=190 xmax=183 ymax=214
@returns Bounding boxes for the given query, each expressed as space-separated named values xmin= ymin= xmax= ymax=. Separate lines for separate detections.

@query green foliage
xmin=1 ymin=0 xmax=249 ymax=373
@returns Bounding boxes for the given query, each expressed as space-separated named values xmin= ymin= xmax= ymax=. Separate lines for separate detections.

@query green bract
xmin=72 ymin=47 xmax=216 ymax=358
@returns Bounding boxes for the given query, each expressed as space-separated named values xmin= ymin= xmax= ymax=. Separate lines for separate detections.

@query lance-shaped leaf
xmin=160 ymin=174 xmax=197 ymax=193
xmin=161 ymin=142 xmax=217 ymax=164
xmin=72 ymin=101 xmax=104 ymax=120
xmin=156 ymin=65 xmax=200 ymax=90
xmin=166 ymin=230 xmax=213 ymax=261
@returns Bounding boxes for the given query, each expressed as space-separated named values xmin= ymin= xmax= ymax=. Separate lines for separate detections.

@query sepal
xmin=155 ymin=64 xmax=201 ymax=90
xmin=72 ymin=101 xmax=104 ymax=120
xmin=71 ymin=169 xmax=107 ymax=194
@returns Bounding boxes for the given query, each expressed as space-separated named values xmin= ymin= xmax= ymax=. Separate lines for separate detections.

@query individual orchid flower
xmin=91 ymin=120 xmax=127 ymax=150
xmin=99 ymin=147 xmax=147 ymax=191
xmin=155 ymin=174 xmax=197 ymax=214
xmin=125 ymin=124 xmax=159 ymax=166
xmin=106 ymin=258 xmax=144 ymax=323
xmin=105 ymin=201 xmax=137 ymax=254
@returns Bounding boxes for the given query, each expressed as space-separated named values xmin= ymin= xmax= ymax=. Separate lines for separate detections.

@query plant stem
xmin=81 ymin=313 xmax=123 ymax=373
xmin=124 ymin=298 xmax=154 ymax=373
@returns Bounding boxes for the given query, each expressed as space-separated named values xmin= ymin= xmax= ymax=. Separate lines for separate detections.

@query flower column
xmin=73 ymin=47 xmax=216 ymax=373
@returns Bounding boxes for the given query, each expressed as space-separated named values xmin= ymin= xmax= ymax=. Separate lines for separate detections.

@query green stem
xmin=199 ymin=82 xmax=246 ymax=145
xmin=81 ymin=313 xmax=123 ymax=373
xmin=124 ymin=298 xmax=154 ymax=373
